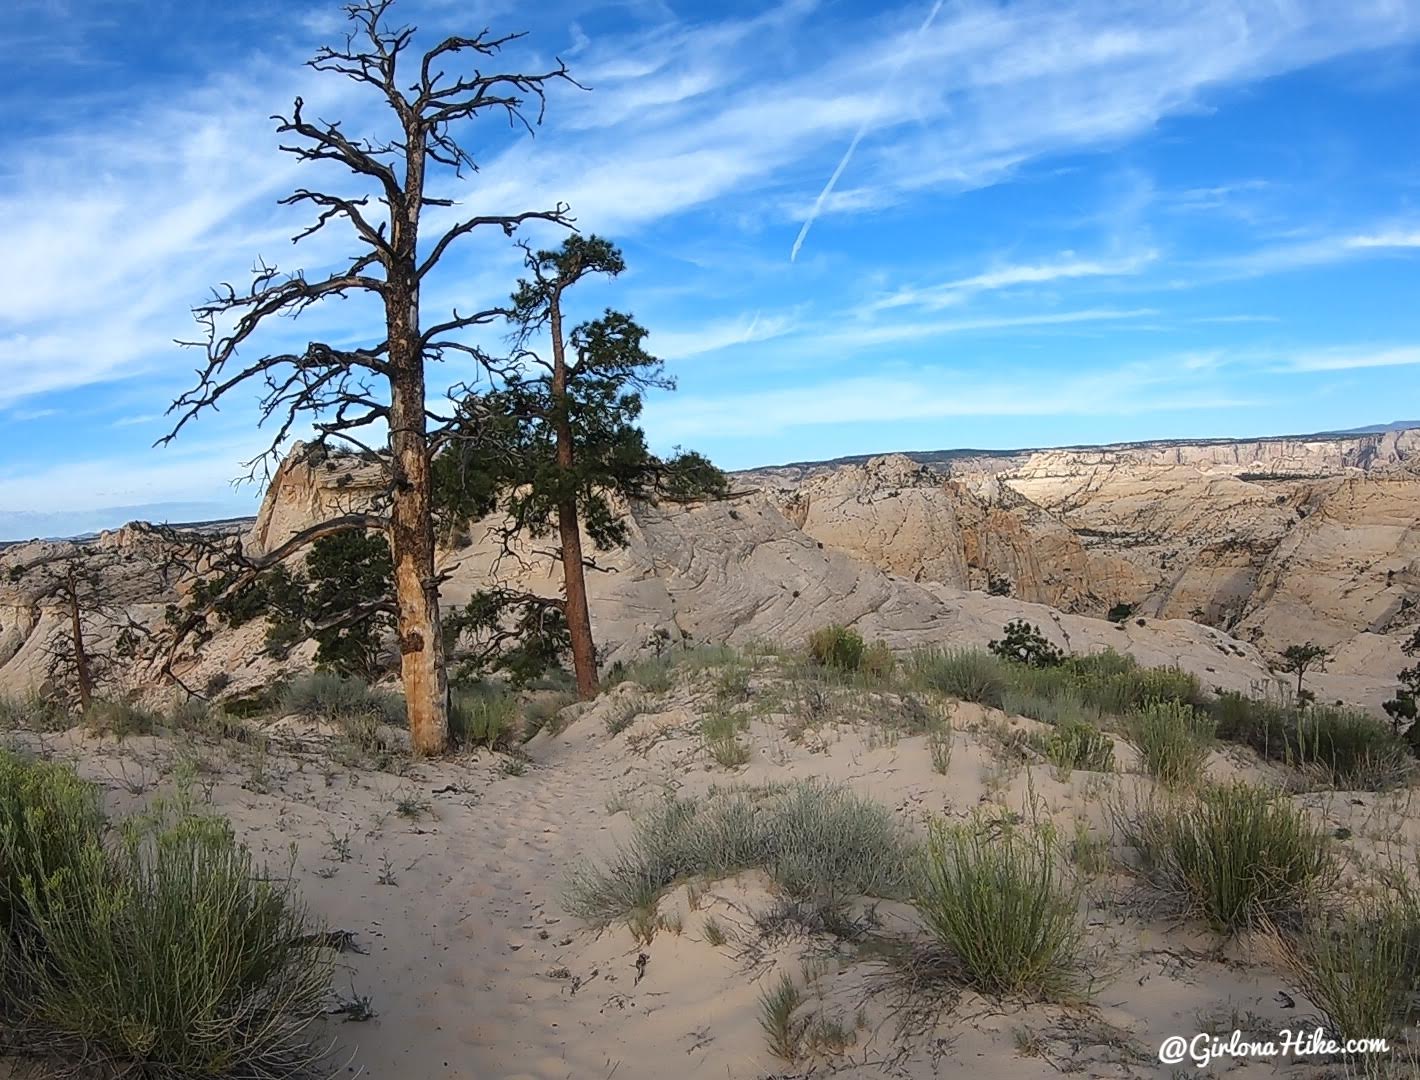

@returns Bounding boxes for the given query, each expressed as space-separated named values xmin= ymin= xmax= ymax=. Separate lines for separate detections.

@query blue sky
xmin=2 ymin=0 xmax=1419 ymax=538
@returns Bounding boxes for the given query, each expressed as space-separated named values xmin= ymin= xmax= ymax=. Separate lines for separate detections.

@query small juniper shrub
xmin=989 ymin=620 xmax=1064 ymax=668
xmin=1117 ymin=780 xmax=1335 ymax=931
xmin=914 ymin=814 xmax=1086 ymax=999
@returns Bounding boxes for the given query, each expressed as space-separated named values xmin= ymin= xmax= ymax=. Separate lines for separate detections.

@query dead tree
xmin=161 ymin=0 xmax=576 ymax=753
xmin=6 ymin=552 xmax=148 ymax=710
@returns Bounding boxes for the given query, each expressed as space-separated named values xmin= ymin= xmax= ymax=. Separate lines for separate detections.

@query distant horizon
xmin=5 ymin=416 xmax=1415 ymax=543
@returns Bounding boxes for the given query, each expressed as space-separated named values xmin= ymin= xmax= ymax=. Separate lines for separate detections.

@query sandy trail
xmin=9 ymin=679 xmax=1402 ymax=1079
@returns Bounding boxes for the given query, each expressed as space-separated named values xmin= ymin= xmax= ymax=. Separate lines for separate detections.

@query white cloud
xmin=649 ymin=311 xmax=800 ymax=360
xmin=647 ymin=361 xmax=1250 ymax=440
xmin=1211 ymin=222 xmax=1420 ymax=276
xmin=871 ymin=251 xmax=1159 ymax=312
xmin=799 ymin=308 xmax=1158 ymax=352
xmin=1277 ymin=345 xmax=1420 ymax=373
xmin=1345 ymin=230 xmax=1420 ymax=249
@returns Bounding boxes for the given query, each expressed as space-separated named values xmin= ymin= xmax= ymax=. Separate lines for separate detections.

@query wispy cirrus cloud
xmin=869 ymin=251 xmax=1160 ymax=312
xmin=1208 ymin=222 xmax=1420 ymax=277
xmin=648 ymin=358 xmax=1252 ymax=440
xmin=1274 ymin=345 xmax=1420 ymax=373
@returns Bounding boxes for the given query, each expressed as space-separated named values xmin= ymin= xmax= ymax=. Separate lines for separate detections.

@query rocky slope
xmin=745 ymin=430 xmax=1420 ymax=708
xmin=3 ymin=427 xmax=1416 ymax=711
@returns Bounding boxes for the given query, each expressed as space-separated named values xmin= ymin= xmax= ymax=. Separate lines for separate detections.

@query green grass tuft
xmin=564 ymin=781 xmax=912 ymax=926
xmin=904 ymin=648 xmax=1007 ymax=707
xmin=1118 ymin=781 xmax=1335 ymax=932
xmin=914 ymin=816 xmax=1086 ymax=999
xmin=1126 ymin=699 xmax=1215 ymax=787
xmin=449 ymin=684 xmax=519 ymax=750
xmin=1278 ymin=887 xmax=1420 ymax=1040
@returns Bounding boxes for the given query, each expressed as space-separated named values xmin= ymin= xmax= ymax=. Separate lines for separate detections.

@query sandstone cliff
xmin=4 ymin=427 xmax=1415 ymax=712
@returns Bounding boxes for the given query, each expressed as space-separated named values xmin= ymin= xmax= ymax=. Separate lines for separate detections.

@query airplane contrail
xmin=790 ymin=0 xmax=946 ymax=263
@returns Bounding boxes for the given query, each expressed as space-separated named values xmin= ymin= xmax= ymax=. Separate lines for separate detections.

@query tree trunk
xmin=550 ymin=293 xmax=599 ymax=700
xmin=66 ymin=572 xmax=92 ymax=713
xmin=558 ymin=499 xmax=597 ymax=700
xmin=384 ymin=134 xmax=449 ymax=755
xmin=389 ymin=371 xmax=448 ymax=754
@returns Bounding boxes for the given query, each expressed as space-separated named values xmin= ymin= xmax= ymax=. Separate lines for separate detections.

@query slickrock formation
xmin=745 ymin=429 xmax=1420 ymax=706
xmin=3 ymin=428 xmax=1416 ymax=710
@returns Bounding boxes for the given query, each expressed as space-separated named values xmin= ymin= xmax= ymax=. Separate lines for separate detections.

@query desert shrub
xmin=0 ymin=751 xmax=105 ymax=935
xmin=1118 ymin=781 xmax=1335 ymax=931
xmin=167 ymin=695 xmax=214 ymax=730
xmin=1001 ymin=684 xmax=1101 ymax=729
xmin=713 ymin=660 xmax=752 ymax=703
xmin=1212 ymin=693 xmax=1411 ymax=789
xmin=905 ymin=648 xmax=1007 ymax=708
xmin=449 ymin=685 xmax=519 ymax=750
xmin=701 ymin=704 xmax=750 ymax=767
xmin=915 ymin=816 xmax=1085 ymax=998
xmin=1059 ymin=652 xmax=1201 ymax=718
xmin=1031 ymin=717 xmax=1114 ymax=774
xmin=988 ymin=620 xmax=1063 ymax=668
xmin=604 ymin=655 xmax=675 ymax=694
xmin=1065 ymin=648 xmax=1137 ymax=680
xmin=0 ymin=694 xmax=75 ymax=733
xmin=84 ymin=698 xmax=163 ymax=738
xmin=766 ymin=781 xmax=910 ymax=905
xmin=521 ymin=667 xmax=576 ymax=693
xmin=1106 ymin=602 xmax=1134 ymax=623
xmin=1279 ymin=888 xmax=1420 ymax=1039
xmin=1133 ymin=666 xmax=1203 ymax=708
xmin=565 ymin=781 xmax=911 ymax=924
xmin=1126 ymin=700 xmax=1216 ymax=787
xmin=521 ymin=691 xmax=578 ymax=740
xmin=279 ymin=671 xmax=404 ymax=727
xmin=861 ymin=640 xmax=896 ymax=680
xmin=927 ymin=720 xmax=954 ymax=774
xmin=219 ymin=689 xmax=278 ymax=719
xmin=676 ymin=644 xmax=742 ymax=672
xmin=14 ymin=797 xmax=331 ymax=1078
xmin=807 ymin=625 xmax=865 ymax=672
